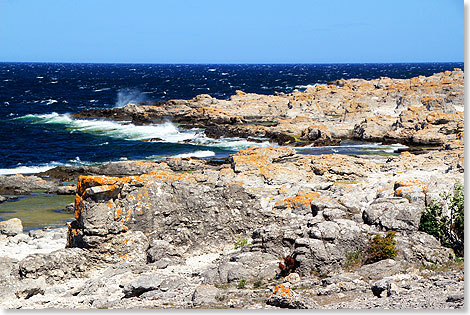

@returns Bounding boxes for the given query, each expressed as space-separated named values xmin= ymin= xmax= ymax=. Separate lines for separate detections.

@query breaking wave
xmin=17 ymin=112 xmax=201 ymax=142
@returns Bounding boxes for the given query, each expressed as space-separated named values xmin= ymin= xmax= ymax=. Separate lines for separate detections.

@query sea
xmin=0 ymin=62 xmax=464 ymax=175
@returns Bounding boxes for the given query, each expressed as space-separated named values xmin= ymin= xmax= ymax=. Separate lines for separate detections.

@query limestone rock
xmin=191 ymin=284 xmax=222 ymax=307
xmin=0 ymin=218 xmax=23 ymax=236
xmin=0 ymin=174 xmax=57 ymax=195
xmin=266 ymin=283 xmax=317 ymax=309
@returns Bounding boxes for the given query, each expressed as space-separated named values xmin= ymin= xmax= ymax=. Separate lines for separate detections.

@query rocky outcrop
xmin=0 ymin=142 xmax=464 ymax=309
xmin=0 ymin=174 xmax=58 ymax=195
xmin=72 ymin=69 xmax=464 ymax=147
xmin=0 ymin=70 xmax=465 ymax=310
xmin=60 ymin=145 xmax=462 ymax=280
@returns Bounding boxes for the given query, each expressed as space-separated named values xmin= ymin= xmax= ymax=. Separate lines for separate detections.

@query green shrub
xmin=234 ymin=237 xmax=251 ymax=249
xmin=237 ymin=279 xmax=246 ymax=289
xmin=365 ymin=231 xmax=398 ymax=264
xmin=419 ymin=183 xmax=464 ymax=257
xmin=344 ymin=250 xmax=362 ymax=270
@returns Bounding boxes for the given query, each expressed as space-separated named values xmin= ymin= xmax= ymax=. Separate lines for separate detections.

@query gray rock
xmin=446 ymin=294 xmax=464 ymax=303
xmin=357 ymin=259 xmax=402 ymax=281
xmin=266 ymin=283 xmax=318 ymax=309
xmin=203 ymin=251 xmax=279 ymax=284
xmin=146 ymin=239 xmax=181 ymax=263
xmin=363 ymin=198 xmax=423 ymax=231
xmin=0 ymin=257 xmax=19 ymax=285
xmin=122 ymin=274 xmax=163 ymax=298
xmin=62 ymin=202 xmax=75 ymax=213
xmin=371 ymin=278 xmax=390 ymax=297
xmin=0 ymin=174 xmax=57 ymax=195
xmin=0 ymin=218 xmax=23 ymax=236
xmin=15 ymin=277 xmax=46 ymax=299
xmin=9 ymin=233 xmax=30 ymax=244
xmin=18 ymin=248 xmax=87 ymax=281
xmin=191 ymin=284 xmax=222 ymax=307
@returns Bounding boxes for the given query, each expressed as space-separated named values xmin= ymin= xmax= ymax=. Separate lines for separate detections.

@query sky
xmin=0 ymin=0 xmax=464 ymax=63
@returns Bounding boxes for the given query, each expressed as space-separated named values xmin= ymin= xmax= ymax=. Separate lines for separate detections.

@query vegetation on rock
xmin=365 ymin=232 xmax=399 ymax=264
xmin=234 ymin=237 xmax=250 ymax=249
xmin=419 ymin=183 xmax=464 ymax=257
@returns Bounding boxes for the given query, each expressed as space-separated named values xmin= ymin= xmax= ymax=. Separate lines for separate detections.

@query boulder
xmin=122 ymin=274 xmax=163 ymax=298
xmin=191 ymin=284 xmax=222 ymax=307
xmin=0 ymin=218 xmax=23 ymax=236
xmin=266 ymin=283 xmax=318 ymax=309
xmin=0 ymin=175 xmax=57 ymax=195
xmin=362 ymin=198 xmax=423 ymax=231
xmin=357 ymin=259 xmax=402 ymax=281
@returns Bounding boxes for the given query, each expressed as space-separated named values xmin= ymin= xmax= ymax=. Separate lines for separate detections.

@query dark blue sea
xmin=0 ymin=62 xmax=464 ymax=175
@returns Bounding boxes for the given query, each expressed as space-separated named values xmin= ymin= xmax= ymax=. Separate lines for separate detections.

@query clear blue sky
xmin=0 ymin=0 xmax=463 ymax=63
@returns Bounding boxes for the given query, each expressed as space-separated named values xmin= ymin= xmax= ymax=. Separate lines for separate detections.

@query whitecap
xmin=0 ymin=160 xmax=73 ymax=175
xmin=93 ymin=88 xmax=111 ymax=92
xmin=208 ymin=68 xmax=216 ymax=72
xmin=294 ymin=83 xmax=327 ymax=90
xmin=42 ymin=99 xmax=58 ymax=105
xmin=0 ymin=165 xmax=56 ymax=175
xmin=193 ymin=137 xmax=273 ymax=151
xmin=171 ymin=150 xmax=216 ymax=159
xmin=16 ymin=113 xmax=201 ymax=142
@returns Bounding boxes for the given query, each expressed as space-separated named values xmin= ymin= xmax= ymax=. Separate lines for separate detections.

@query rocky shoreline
xmin=0 ymin=70 xmax=464 ymax=309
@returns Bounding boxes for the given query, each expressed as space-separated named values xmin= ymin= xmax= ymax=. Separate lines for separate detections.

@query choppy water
xmin=0 ymin=62 xmax=463 ymax=174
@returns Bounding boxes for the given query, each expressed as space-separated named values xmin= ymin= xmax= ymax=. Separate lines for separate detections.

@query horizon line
xmin=0 ymin=61 xmax=464 ymax=66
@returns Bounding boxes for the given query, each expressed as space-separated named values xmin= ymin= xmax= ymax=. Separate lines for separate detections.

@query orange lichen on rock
xmin=114 ymin=207 xmax=122 ymax=220
xmin=275 ymin=192 xmax=320 ymax=211
xmin=234 ymin=146 xmax=296 ymax=159
xmin=426 ymin=112 xmax=463 ymax=124
xmin=74 ymin=194 xmax=83 ymax=220
xmin=270 ymin=284 xmax=293 ymax=298
xmin=394 ymin=179 xmax=427 ymax=197
xmin=232 ymin=153 xmax=271 ymax=172
xmin=306 ymin=153 xmax=375 ymax=178
xmin=77 ymin=175 xmax=130 ymax=195
xmin=66 ymin=224 xmax=81 ymax=247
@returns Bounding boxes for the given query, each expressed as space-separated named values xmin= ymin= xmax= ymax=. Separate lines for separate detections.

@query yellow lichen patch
xmin=229 ymin=181 xmax=244 ymax=186
xmin=394 ymin=179 xmax=427 ymax=196
xmin=119 ymin=254 xmax=131 ymax=262
xmin=234 ymin=146 xmax=295 ymax=158
xmin=77 ymin=175 xmax=130 ymax=195
xmin=74 ymin=194 xmax=83 ymax=220
xmin=270 ymin=284 xmax=293 ymax=298
xmin=114 ymin=207 xmax=122 ymax=220
xmin=306 ymin=153 xmax=373 ymax=177
xmin=275 ymin=192 xmax=320 ymax=210
xmin=232 ymin=153 xmax=271 ymax=171
xmin=426 ymin=112 xmax=463 ymax=124
xmin=420 ymin=96 xmax=443 ymax=103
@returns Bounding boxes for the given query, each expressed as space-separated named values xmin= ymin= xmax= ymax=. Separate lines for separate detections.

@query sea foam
xmin=18 ymin=112 xmax=201 ymax=142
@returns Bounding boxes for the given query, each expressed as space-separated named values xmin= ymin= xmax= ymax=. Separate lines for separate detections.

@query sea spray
xmin=115 ymin=88 xmax=147 ymax=108
xmin=16 ymin=113 xmax=201 ymax=142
